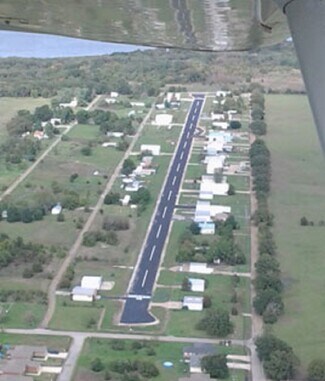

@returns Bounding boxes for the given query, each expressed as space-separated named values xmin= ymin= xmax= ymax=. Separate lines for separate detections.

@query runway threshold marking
xmin=141 ymin=269 xmax=149 ymax=287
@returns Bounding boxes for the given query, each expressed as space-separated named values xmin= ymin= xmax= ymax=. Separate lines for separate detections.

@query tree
xmin=255 ymin=334 xmax=294 ymax=362
xmin=91 ymin=357 xmax=104 ymax=372
xmin=196 ymin=309 xmax=234 ymax=337
xmin=308 ymin=359 xmax=325 ymax=381
xmin=181 ymin=277 xmax=191 ymax=291
xmin=201 ymin=354 xmax=229 ymax=379
xmin=131 ymin=188 xmax=151 ymax=205
xmin=250 ymin=120 xmax=267 ymax=136
xmin=300 ymin=216 xmax=309 ymax=226
xmin=122 ymin=158 xmax=136 ymax=176
xmin=34 ymin=104 xmax=53 ymax=122
xmin=189 ymin=222 xmax=201 ymax=235
xmin=229 ymin=120 xmax=242 ymax=129
xmin=227 ymin=184 xmax=235 ymax=195
xmin=104 ymin=192 xmax=120 ymax=205
xmin=76 ymin=109 xmax=90 ymax=124
xmin=81 ymin=146 xmax=92 ymax=156
xmin=264 ymin=350 xmax=297 ymax=381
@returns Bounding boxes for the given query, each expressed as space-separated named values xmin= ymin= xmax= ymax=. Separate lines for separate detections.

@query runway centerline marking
xmin=141 ymin=269 xmax=149 ymax=288
xmin=168 ymin=190 xmax=172 ymax=200
xmin=149 ymin=245 xmax=156 ymax=261
xmin=162 ymin=206 xmax=167 ymax=219
xmin=176 ymin=163 xmax=181 ymax=172
xmin=184 ymin=141 xmax=187 ymax=149
xmin=156 ymin=225 xmax=162 ymax=238
xmin=180 ymin=151 xmax=184 ymax=159
xmin=172 ymin=176 xmax=177 ymax=185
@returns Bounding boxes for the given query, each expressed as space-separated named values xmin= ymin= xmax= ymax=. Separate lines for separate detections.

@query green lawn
xmin=0 ymin=302 xmax=47 ymax=328
xmin=266 ymin=94 xmax=325 ymax=367
xmin=134 ymin=124 xmax=183 ymax=153
xmin=0 ymin=333 xmax=70 ymax=349
xmin=75 ymin=337 xmax=246 ymax=381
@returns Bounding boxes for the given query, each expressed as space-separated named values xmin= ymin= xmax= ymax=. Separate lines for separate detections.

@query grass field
xmin=266 ymin=94 xmax=325 ymax=367
xmin=0 ymin=333 xmax=70 ymax=349
xmin=75 ymin=338 xmax=246 ymax=381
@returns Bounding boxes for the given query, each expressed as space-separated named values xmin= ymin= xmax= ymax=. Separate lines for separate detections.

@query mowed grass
xmin=0 ymin=97 xmax=50 ymax=139
xmin=266 ymin=94 xmax=325 ymax=366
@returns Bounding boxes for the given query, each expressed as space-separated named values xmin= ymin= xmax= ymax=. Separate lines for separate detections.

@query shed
xmin=121 ymin=194 xmax=131 ymax=206
xmin=154 ymin=114 xmax=173 ymax=125
xmin=188 ymin=278 xmax=205 ymax=292
xmin=183 ymin=296 xmax=204 ymax=311
xmin=51 ymin=204 xmax=62 ymax=215
xmin=140 ymin=144 xmax=161 ymax=156
xmin=210 ymin=112 xmax=225 ymax=121
xmin=71 ymin=287 xmax=96 ymax=302
xmin=189 ymin=263 xmax=213 ymax=274
xmin=125 ymin=181 xmax=141 ymax=192
xmin=81 ymin=276 xmax=102 ymax=290
xmin=110 ymin=91 xmax=119 ymax=98
xmin=212 ymin=121 xmax=228 ymax=130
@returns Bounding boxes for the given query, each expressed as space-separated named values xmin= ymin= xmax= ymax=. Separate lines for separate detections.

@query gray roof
xmin=72 ymin=286 xmax=96 ymax=296
xmin=0 ymin=376 xmax=33 ymax=381
xmin=183 ymin=343 xmax=217 ymax=356
xmin=190 ymin=354 xmax=202 ymax=368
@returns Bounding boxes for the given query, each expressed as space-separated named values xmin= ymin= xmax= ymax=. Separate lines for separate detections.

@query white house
xmin=59 ymin=97 xmax=78 ymax=108
xmin=198 ymin=222 xmax=216 ymax=235
xmin=194 ymin=200 xmax=231 ymax=222
xmin=216 ymin=90 xmax=231 ymax=97
xmin=125 ymin=181 xmax=141 ymax=192
xmin=183 ymin=296 xmax=204 ymax=311
xmin=154 ymin=114 xmax=173 ymax=125
xmin=155 ymin=103 xmax=165 ymax=110
xmin=106 ymin=132 xmax=124 ymax=138
xmin=140 ymin=144 xmax=161 ymax=156
xmin=200 ymin=181 xmax=229 ymax=197
xmin=205 ymin=141 xmax=224 ymax=155
xmin=189 ymin=262 xmax=213 ymax=274
xmin=204 ymin=156 xmax=226 ymax=174
xmin=102 ymin=142 xmax=117 ymax=148
xmin=130 ymin=101 xmax=145 ymax=107
xmin=212 ymin=121 xmax=228 ymax=130
xmin=51 ymin=204 xmax=62 ymax=215
xmin=50 ymin=118 xmax=62 ymax=125
xmin=211 ymin=112 xmax=225 ymax=121
xmin=188 ymin=278 xmax=205 ymax=292
xmin=81 ymin=276 xmax=102 ymax=290
xmin=110 ymin=91 xmax=119 ymax=98
xmin=71 ymin=287 xmax=96 ymax=302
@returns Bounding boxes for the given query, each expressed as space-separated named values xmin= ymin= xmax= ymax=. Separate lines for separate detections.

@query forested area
xmin=0 ymin=42 xmax=300 ymax=100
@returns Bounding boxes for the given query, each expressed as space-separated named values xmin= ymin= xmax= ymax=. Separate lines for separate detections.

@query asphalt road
xmin=121 ymin=95 xmax=205 ymax=324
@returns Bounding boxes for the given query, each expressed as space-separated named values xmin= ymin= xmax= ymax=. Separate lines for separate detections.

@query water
xmin=0 ymin=31 xmax=146 ymax=58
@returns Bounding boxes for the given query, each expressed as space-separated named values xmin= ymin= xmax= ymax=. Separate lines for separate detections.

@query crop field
xmin=266 ymin=94 xmax=325 ymax=366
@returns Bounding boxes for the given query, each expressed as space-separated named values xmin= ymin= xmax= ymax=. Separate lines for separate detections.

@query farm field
xmin=266 ymin=94 xmax=325 ymax=366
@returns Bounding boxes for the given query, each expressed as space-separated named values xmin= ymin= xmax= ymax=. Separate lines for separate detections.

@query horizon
xmin=0 ymin=31 xmax=147 ymax=58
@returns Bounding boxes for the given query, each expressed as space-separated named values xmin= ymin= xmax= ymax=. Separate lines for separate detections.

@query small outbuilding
xmin=198 ymin=222 xmax=216 ymax=235
xmin=140 ymin=144 xmax=161 ymax=156
xmin=188 ymin=278 xmax=205 ymax=292
xmin=154 ymin=114 xmax=173 ymax=125
xmin=51 ymin=203 xmax=62 ymax=215
xmin=71 ymin=287 xmax=96 ymax=302
xmin=183 ymin=296 xmax=204 ymax=311
xmin=81 ymin=276 xmax=102 ymax=290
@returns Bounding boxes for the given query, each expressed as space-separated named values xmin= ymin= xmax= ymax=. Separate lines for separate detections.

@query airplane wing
xmin=0 ymin=0 xmax=288 ymax=52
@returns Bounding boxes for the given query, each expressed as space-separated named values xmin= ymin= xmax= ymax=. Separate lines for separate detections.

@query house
xmin=216 ymin=90 xmax=231 ymax=97
xmin=50 ymin=118 xmax=62 ymax=125
xmin=194 ymin=201 xmax=231 ymax=222
xmin=208 ymin=131 xmax=233 ymax=143
xmin=59 ymin=97 xmax=78 ymax=108
xmin=183 ymin=343 xmax=217 ymax=373
xmin=200 ymin=181 xmax=229 ymax=197
xmin=130 ymin=101 xmax=145 ymax=107
xmin=71 ymin=286 xmax=97 ymax=302
xmin=110 ymin=91 xmax=119 ymax=98
xmin=188 ymin=278 xmax=205 ymax=292
xmin=33 ymin=131 xmax=48 ymax=140
xmin=80 ymin=276 xmax=102 ymax=290
xmin=155 ymin=103 xmax=165 ymax=110
xmin=198 ymin=222 xmax=216 ymax=235
xmin=204 ymin=156 xmax=226 ymax=175
xmin=121 ymin=195 xmax=131 ymax=206
xmin=183 ymin=296 xmax=204 ymax=311
xmin=51 ymin=203 xmax=62 ymax=215
xmin=125 ymin=181 xmax=141 ymax=192
xmin=134 ymin=164 xmax=156 ymax=177
xmin=189 ymin=262 xmax=213 ymax=274
xmin=210 ymin=112 xmax=225 ymax=121
xmin=102 ymin=142 xmax=117 ymax=148
xmin=154 ymin=114 xmax=173 ymax=125
xmin=105 ymin=98 xmax=117 ymax=104
xmin=205 ymin=141 xmax=224 ymax=155
xmin=212 ymin=121 xmax=228 ymax=130
xmin=140 ymin=144 xmax=161 ymax=156
xmin=106 ymin=132 xmax=124 ymax=138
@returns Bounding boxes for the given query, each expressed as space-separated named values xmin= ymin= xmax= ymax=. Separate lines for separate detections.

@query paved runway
xmin=120 ymin=94 xmax=205 ymax=324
